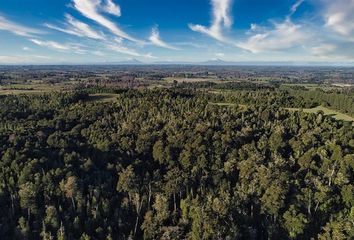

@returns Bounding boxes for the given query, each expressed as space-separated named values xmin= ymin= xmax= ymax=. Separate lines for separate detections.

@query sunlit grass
xmin=286 ymin=106 xmax=354 ymax=123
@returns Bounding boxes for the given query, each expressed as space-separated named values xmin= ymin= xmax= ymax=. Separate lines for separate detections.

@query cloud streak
xmin=189 ymin=0 xmax=232 ymax=42
xmin=289 ymin=0 xmax=305 ymax=16
xmin=72 ymin=0 xmax=141 ymax=43
xmin=237 ymin=20 xmax=309 ymax=53
xmin=30 ymin=39 xmax=86 ymax=54
xmin=45 ymin=14 xmax=105 ymax=40
xmin=0 ymin=15 xmax=42 ymax=37
xmin=237 ymin=0 xmax=308 ymax=53
xmin=30 ymin=39 xmax=71 ymax=50
xmin=106 ymin=43 xmax=155 ymax=58
xmin=103 ymin=0 xmax=121 ymax=16
xmin=149 ymin=27 xmax=179 ymax=50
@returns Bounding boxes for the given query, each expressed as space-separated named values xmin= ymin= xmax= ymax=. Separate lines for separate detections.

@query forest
xmin=0 ymin=87 xmax=353 ymax=239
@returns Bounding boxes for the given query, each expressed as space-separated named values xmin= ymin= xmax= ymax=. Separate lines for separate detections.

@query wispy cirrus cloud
xmin=72 ymin=0 xmax=141 ymax=43
xmin=43 ymin=0 xmax=156 ymax=59
xmin=0 ymin=14 xmax=91 ymax=56
xmin=237 ymin=0 xmax=309 ymax=53
xmin=237 ymin=20 xmax=309 ymax=53
xmin=106 ymin=43 xmax=155 ymax=58
xmin=30 ymin=39 xmax=71 ymax=50
xmin=45 ymin=14 xmax=105 ymax=40
xmin=22 ymin=46 xmax=32 ymax=51
xmin=102 ymin=0 xmax=121 ymax=16
xmin=289 ymin=0 xmax=305 ymax=16
xmin=189 ymin=0 xmax=233 ymax=42
xmin=30 ymin=39 xmax=86 ymax=54
xmin=0 ymin=15 xmax=42 ymax=37
xmin=149 ymin=27 xmax=179 ymax=50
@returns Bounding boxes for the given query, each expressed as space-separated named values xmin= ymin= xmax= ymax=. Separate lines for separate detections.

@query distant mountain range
xmin=106 ymin=59 xmax=145 ymax=65
xmin=102 ymin=59 xmax=354 ymax=67
xmin=2 ymin=59 xmax=353 ymax=67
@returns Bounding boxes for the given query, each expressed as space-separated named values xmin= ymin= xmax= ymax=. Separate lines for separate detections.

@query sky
xmin=0 ymin=0 xmax=354 ymax=64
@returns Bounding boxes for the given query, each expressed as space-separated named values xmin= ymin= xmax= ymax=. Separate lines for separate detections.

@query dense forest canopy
xmin=0 ymin=88 xmax=353 ymax=239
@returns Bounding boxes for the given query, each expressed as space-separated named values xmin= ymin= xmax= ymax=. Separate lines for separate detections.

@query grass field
xmin=281 ymin=83 xmax=345 ymax=91
xmin=210 ymin=102 xmax=354 ymax=124
xmin=286 ymin=106 xmax=354 ymax=123
xmin=164 ymin=77 xmax=221 ymax=83
xmin=0 ymin=83 xmax=65 ymax=95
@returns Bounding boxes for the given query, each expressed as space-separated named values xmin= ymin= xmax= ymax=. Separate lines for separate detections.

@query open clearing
xmin=210 ymin=102 xmax=354 ymax=124
xmin=0 ymin=83 xmax=65 ymax=95
xmin=281 ymin=83 xmax=343 ymax=91
xmin=164 ymin=77 xmax=221 ymax=83
xmin=286 ymin=106 xmax=354 ymax=123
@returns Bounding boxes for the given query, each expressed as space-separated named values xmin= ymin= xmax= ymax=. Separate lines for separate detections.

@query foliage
xmin=0 ymin=89 xmax=353 ymax=239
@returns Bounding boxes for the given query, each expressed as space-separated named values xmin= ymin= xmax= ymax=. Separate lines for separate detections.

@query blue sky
xmin=0 ymin=0 xmax=353 ymax=64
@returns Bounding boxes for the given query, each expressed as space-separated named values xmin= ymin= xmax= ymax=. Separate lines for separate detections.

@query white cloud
xmin=189 ymin=0 xmax=232 ymax=42
xmin=30 ymin=39 xmax=70 ymax=50
xmin=114 ymin=37 xmax=123 ymax=43
xmin=30 ymin=39 xmax=86 ymax=54
xmin=103 ymin=0 xmax=121 ymax=16
xmin=173 ymin=42 xmax=207 ymax=49
xmin=237 ymin=20 xmax=309 ymax=53
xmin=72 ymin=0 xmax=141 ymax=43
xmin=215 ymin=52 xmax=225 ymax=58
xmin=0 ymin=15 xmax=42 ymax=37
xmin=311 ymin=42 xmax=354 ymax=60
xmin=45 ymin=14 xmax=105 ymax=40
xmin=250 ymin=24 xmax=258 ymax=31
xmin=149 ymin=27 xmax=179 ymax=50
xmin=289 ymin=0 xmax=305 ymax=16
xmin=321 ymin=0 xmax=354 ymax=38
xmin=22 ymin=46 xmax=32 ymax=51
xmin=311 ymin=43 xmax=336 ymax=56
xmin=237 ymin=0 xmax=309 ymax=53
xmin=309 ymin=0 xmax=354 ymax=60
xmin=106 ymin=43 xmax=155 ymax=58
xmin=246 ymin=23 xmax=267 ymax=35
